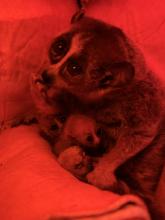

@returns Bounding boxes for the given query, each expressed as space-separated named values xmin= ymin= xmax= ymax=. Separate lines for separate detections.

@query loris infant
xmin=54 ymin=114 xmax=103 ymax=180
xmin=31 ymin=16 xmax=165 ymax=217
xmin=53 ymin=113 xmax=129 ymax=193
xmin=36 ymin=113 xmax=109 ymax=180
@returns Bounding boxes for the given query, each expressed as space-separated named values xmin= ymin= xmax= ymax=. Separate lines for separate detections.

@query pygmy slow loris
xmin=31 ymin=16 xmax=165 ymax=217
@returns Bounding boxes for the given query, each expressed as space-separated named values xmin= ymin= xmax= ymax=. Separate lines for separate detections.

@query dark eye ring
xmin=66 ymin=59 xmax=83 ymax=76
xmin=86 ymin=134 xmax=94 ymax=143
xmin=50 ymin=123 xmax=59 ymax=131
xmin=56 ymin=114 xmax=67 ymax=123
xmin=96 ymin=127 xmax=104 ymax=137
xmin=49 ymin=37 xmax=68 ymax=63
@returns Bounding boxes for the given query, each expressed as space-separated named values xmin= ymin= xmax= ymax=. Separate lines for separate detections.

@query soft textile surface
xmin=0 ymin=0 xmax=76 ymax=130
xmin=0 ymin=15 xmax=72 ymax=130
xmin=0 ymin=125 xmax=150 ymax=220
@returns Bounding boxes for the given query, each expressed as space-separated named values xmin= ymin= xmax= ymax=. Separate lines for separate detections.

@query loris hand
xmin=87 ymin=165 xmax=117 ymax=189
xmin=87 ymin=166 xmax=130 ymax=194
xmin=58 ymin=146 xmax=93 ymax=180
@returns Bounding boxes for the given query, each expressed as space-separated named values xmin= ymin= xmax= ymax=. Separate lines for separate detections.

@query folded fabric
xmin=0 ymin=15 xmax=65 ymax=129
xmin=0 ymin=125 xmax=150 ymax=220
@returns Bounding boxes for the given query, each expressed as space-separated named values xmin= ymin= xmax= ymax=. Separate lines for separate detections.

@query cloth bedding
xmin=0 ymin=125 xmax=150 ymax=220
xmin=0 ymin=0 xmax=164 ymax=219
xmin=0 ymin=15 xmax=70 ymax=130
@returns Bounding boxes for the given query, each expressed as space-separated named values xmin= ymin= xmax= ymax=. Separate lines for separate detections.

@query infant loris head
xmin=39 ymin=16 xmax=136 ymax=103
xmin=55 ymin=114 xmax=110 ymax=180
xmin=54 ymin=114 xmax=109 ymax=157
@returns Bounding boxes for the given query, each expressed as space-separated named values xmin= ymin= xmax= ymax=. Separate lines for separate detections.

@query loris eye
xmin=49 ymin=36 xmax=70 ymax=63
xmin=50 ymin=123 xmax=59 ymax=131
xmin=66 ymin=58 xmax=83 ymax=76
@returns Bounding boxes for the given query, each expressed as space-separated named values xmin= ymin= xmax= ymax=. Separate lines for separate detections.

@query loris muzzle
xmin=54 ymin=114 xmax=108 ymax=181
xmin=53 ymin=114 xmax=108 ymax=157
xmin=32 ymin=16 xmax=165 ymax=217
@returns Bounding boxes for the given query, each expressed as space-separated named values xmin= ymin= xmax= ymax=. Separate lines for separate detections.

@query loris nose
xmin=86 ymin=134 xmax=100 ymax=146
xmin=85 ymin=132 xmax=107 ymax=157
xmin=41 ymin=70 xmax=54 ymax=84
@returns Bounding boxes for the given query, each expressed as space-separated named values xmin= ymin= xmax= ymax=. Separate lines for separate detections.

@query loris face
xmin=54 ymin=114 xmax=110 ymax=157
xmin=38 ymin=17 xmax=136 ymax=102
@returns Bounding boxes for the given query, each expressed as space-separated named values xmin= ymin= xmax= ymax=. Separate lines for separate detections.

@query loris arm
xmin=87 ymin=78 xmax=165 ymax=190
xmin=103 ymin=123 xmax=159 ymax=170
xmin=87 ymin=119 xmax=161 ymax=190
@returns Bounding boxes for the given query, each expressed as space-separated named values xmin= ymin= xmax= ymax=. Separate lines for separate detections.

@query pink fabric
xmin=0 ymin=125 xmax=150 ymax=220
xmin=0 ymin=1 xmax=76 ymax=128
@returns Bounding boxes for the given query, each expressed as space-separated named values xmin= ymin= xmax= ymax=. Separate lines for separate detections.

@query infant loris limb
xmin=58 ymin=145 xmax=130 ymax=193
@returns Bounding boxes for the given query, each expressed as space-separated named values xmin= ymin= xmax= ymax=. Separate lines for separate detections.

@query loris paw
xmin=58 ymin=146 xmax=93 ymax=180
xmin=87 ymin=167 xmax=130 ymax=194
xmin=87 ymin=167 xmax=117 ymax=190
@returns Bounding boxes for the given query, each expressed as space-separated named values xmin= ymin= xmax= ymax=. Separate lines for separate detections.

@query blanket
xmin=0 ymin=125 xmax=150 ymax=220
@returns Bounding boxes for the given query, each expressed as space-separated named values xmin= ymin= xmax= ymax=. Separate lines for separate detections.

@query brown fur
xmin=53 ymin=114 xmax=108 ymax=155
xmin=31 ymin=17 xmax=165 ymax=218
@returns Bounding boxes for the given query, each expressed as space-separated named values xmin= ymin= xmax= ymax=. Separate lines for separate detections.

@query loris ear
xmin=99 ymin=62 xmax=135 ymax=88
